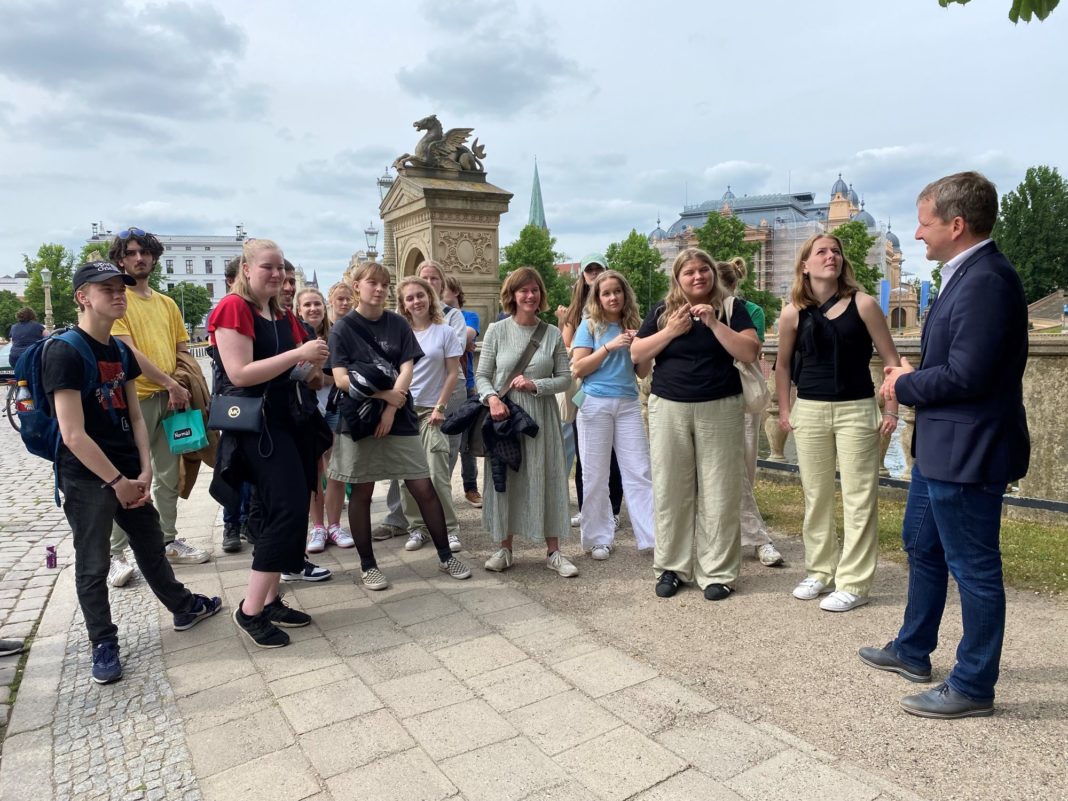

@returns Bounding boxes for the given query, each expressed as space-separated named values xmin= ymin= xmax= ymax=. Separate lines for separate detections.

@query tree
xmin=692 ymin=212 xmax=780 ymax=328
xmin=993 ymin=165 xmax=1068 ymax=303
xmin=500 ymin=224 xmax=571 ymax=322
xmin=831 ymin=220 xmax=880 ymax=295
xmin=938 ymin=0 xmax=1059 ymax=23
xmin=23 ymin=244 xmax=78 ymax=328
xmin=163 ymin=282 xmax=213 ymax=335
xmin=0 ymin=290 xmax=22 ymax=335
xmin=604 ymin=230 xmax=668 ymax=318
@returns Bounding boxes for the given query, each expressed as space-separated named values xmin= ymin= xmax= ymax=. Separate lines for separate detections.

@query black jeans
xmin=61 ymin=475 xmax=196 ymax=646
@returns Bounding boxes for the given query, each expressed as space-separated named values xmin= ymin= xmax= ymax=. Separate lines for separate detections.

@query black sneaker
xmin=91 ymin=641 xmax=123 ymax=684
xmin=233 ymin=603 xmax=290 ymax=648
xmin=0 ymin=639 xmax=24 ymax=657
xmin=264 ymin=596 xmax=312 ymax=628
xmin=173 ymin=594 xmax=223 ymax=631
xmin=655 ymin=570 xmax=680 ymax=598
xmin=222 ymin=523 xmax=242 ymax=553
xmin=703 ymin=583 xmax=733 ymax=601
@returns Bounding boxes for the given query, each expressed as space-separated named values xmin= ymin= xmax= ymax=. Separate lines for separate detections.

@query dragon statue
xmin=393 ymin=114 xmax=486 ymax=173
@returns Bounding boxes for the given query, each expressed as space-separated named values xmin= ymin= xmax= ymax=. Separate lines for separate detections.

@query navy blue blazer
xmin=897 ymin=241 xmax=1029 ymax=484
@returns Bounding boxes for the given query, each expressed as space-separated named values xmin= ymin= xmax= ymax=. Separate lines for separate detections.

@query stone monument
xmin=380 ymin=114 xmax=512 ymax=330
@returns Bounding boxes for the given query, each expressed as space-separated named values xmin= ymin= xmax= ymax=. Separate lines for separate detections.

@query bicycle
xmin=3 ymin=375 xmax=20 ymax=431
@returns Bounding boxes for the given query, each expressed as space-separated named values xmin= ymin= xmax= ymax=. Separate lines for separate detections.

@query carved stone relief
xmin=437 ymin=229 xmax=494 ymax=274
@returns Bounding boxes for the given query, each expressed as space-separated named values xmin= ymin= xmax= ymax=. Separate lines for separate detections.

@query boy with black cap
xmin=44 ymin=262 xmax=222 ymax=685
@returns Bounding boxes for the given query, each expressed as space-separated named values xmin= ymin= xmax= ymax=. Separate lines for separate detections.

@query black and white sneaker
xmin=233 ymin=603 xmax=290 ymax=648
xmin=655 ymin=570 xmax=680 ymax=598
xmin=281 ymin=559 xmax=332 ymax=582
xmin=438 ymin=556 xmax=472 ymax=580
xmin=173 ymin=594 xmax=223 ymax=631
xmin=264 ymin=596 xmax=312 ymax=628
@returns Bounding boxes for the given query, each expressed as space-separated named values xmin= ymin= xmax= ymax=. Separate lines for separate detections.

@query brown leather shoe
xmin=464 ymin=489 xmax=483 ymax=508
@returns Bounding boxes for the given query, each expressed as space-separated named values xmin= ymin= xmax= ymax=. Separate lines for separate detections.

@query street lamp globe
xmin=376 ymin=168 xmax=395 ymax=203
xmin=364 ymin=222 xmax=380 ymax=261
xmin=40 ymin=267 xmax=52 ymax=286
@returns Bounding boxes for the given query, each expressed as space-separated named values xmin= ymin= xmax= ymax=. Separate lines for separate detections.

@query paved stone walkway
xmin=0 ymin=448 xmax=927 ymax=801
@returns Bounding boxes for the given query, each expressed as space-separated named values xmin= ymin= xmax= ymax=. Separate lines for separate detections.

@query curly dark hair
xmin=108 ymin=229 xmax=164 ymax=266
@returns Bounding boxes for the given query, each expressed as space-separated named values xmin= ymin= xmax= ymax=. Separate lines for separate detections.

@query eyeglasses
xmin=116 ymin=227 xmax=146 ymax=239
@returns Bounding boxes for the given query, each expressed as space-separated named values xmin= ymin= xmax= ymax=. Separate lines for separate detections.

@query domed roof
xmin=847 ymin=184 xmax=859 ymax=206
xmin=886 ymin=223 xmax=901 ymax=252
xmin=852 ymin=200 xmax=875 ymax=228
xmin=648 ymin=216 xmax=667 ymax=241
xmin=831 ymin=173 xmax=849 ymax=198
xmin=722 ymin=185 xmax=736 ymax=202
xmin=13 ymin=270 xmax=27 ymax=278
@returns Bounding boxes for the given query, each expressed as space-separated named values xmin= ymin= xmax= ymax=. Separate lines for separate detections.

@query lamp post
xmin=376 ymin=167 xmax=396 ymax=274
xmin=364 ymin=221 xmax=380 ymax=262
xmin=41 ymin=267 xmax=53 ymax=330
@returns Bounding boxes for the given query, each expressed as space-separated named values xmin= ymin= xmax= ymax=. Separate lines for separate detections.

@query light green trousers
xmin=400 ymin=407 xmax=459 ymax=536
xmin=649 ymin=393 xmax=743 ymax=589
xmin=790 ymin=396 xmax=881 ymax=597
xmin=111 ymin=392 xmax=181 ymax=554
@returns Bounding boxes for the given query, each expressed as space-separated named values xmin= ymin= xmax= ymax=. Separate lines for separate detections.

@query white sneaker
xmin=361 ymin=567 xmax=390 ymax=591
xmin=328 ymin=524 xmax=354 ymax=548
xmin=792 ymin=577 xmax=832 ymax=600
xmin=756 ymin=543 xmax=784 ymax=567
xmin=165 ymin=539 xmax=210 ymax=565
xmin=591 ymin=545 xmax=611 ymax=561
xmin=820 ymin=590 xmax=870 ymax=612
xmin=447 ymin=533 xmax=462 ymax=552
xmin=570 ymin=513 xmax=582 ymax=527
xmin=484 ymin=547 xmax=513 ymax=572
xmin=405 ymin=531 xmax=428 ymax=551
xmin=546 ymin=551 xmax=579 ymax=577
xmin=307 ymin=526 xmax=328 ymax=554
xmin=107 ymin=556 xmax=134 ymax=588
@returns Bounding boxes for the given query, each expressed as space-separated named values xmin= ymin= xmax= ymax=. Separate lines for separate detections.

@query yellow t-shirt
xmin=112 ymin=290 xmax=189 ymax=400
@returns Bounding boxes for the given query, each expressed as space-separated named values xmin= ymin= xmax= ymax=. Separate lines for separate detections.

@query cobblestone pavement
xmin=0 ymin=452 xmax=930 ymax=801
xmin=52 ymin=577 xmax=200 ymax=801
xmin=0 ymin=420 xmax=71 ymax=734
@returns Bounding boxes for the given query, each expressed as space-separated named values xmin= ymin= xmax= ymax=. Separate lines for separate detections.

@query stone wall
xmin=763 ymin=335 xmax=1068 ymax=502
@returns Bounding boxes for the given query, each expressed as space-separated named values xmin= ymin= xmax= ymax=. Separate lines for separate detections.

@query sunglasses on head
xmin=116 ymin=227 xmax=146 ymax=239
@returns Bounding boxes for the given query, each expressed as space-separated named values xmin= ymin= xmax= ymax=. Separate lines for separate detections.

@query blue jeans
xmin=892 ymin=464 xmax=1007 ymax=702
xmin=61 ymin=475 xmax=196 ymax=646
xmin=222 ymin=481 xmax=252 ymax=526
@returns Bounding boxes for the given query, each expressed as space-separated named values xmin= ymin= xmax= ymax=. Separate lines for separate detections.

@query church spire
xmin=528 ymin=159 xmax=547 ymax=231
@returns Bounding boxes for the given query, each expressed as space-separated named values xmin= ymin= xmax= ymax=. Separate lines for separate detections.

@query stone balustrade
xmin=761 ymin=335 xmax=1068 ymax=502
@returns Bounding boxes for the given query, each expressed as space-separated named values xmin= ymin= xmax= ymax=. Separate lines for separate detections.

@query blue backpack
xmin=14 ymin=328 xmax=131 ymax=505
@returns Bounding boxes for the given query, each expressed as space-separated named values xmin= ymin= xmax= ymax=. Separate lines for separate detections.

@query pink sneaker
xmin=307 ymin=526 xmax=328 ymax=553
xmin=328 ymin=524 xmax=355 ymax=548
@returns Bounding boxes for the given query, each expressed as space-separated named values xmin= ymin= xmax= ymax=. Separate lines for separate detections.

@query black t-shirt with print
xmin=637 ymin=301 xmax=755 ymax=402
xmin=42 ymin=328 xmax=143 ymax=482
xmin=327 ymin=310 xmax=423 ymax=436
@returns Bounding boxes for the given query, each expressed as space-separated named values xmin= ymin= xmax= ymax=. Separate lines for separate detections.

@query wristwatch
xmin=434 ymin=403 xmax=447 ymax=413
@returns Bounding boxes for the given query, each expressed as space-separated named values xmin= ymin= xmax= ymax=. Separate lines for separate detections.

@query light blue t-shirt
xmin=572 ymin=321 xmax=638 ymax=399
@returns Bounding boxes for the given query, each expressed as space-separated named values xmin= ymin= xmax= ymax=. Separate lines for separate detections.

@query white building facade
xmin=85 ymin=223 xmax=249 ymax=309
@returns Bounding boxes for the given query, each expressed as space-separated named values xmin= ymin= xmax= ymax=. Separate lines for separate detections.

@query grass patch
xmin=755 ymin=479 xmax=1067 ymax=596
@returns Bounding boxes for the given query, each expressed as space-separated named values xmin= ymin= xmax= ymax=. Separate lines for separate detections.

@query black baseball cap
xmin=73 ymin=261 xmax=137 ymax=291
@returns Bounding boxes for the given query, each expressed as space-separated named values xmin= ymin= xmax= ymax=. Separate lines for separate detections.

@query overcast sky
xmin=2 ymin=0 xmax=1065 ymax=288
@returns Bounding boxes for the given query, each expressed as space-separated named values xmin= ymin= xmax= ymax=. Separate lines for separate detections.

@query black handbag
xmin=450 ymin=320 xmax=547 ymax=457
xmin=207 ymin=395 xmax=264 ymax=433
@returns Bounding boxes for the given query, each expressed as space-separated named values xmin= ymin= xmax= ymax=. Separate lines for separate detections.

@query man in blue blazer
xmin=859 ymin=171 xmax=1029 ymax=718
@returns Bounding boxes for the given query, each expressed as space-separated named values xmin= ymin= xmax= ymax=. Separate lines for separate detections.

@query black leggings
xmin=574 ymin=422 xmax=623 ymax=514
xmin=348 ymin=478 xmax=452 ymax=570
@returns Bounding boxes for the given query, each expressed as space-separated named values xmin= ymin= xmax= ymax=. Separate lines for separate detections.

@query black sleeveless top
xmin=794 ymin=295 xmax=875 ymax=402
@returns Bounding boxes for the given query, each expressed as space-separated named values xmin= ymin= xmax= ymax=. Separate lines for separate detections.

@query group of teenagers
xmin=47 ymin=171 xmax=1028 ymax=719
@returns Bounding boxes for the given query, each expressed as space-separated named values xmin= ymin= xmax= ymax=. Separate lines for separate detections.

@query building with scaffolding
xmin=649 ymin=175 xmax=907 ymax=316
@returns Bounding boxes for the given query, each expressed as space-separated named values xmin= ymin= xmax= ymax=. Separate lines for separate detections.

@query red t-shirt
xmin=208 ymin=293 xmax=307 ymax=346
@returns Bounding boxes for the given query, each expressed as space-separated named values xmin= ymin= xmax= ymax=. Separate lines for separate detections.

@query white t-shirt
xmin=410 ymin=322 xmax=464 ymax=407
